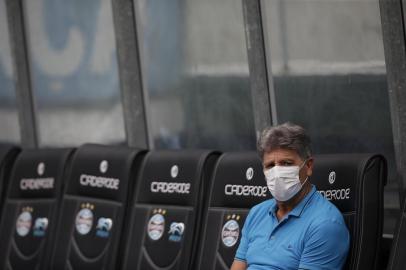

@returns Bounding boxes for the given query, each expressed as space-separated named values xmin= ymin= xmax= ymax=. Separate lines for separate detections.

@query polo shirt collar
xmin=269 ymin=185 xmax=317 ymax=218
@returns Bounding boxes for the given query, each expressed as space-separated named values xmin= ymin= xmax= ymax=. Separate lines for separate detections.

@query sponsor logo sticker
xmin=328 ymin=171 xmax=336 ymax=184
xmin=222 ymin=215 xmax=240 ymax=247
xmin=16 ymin=207 xmax=33 ymax=237
xmin=150 ymin=182 xmax=190 ymax=194
xmin=147 ymin=210 xmax=166 ymax=241
xmin=96 ymin=217 xmax=113 ymax=238
xmin=20 ymin=178 xmax=54 ymax=190
xmin=168 ymin=222 xmax=185 ymax=242
xmin=33 ymin=217 xmax=48 ymax=237
xmin=20 ymin=163 xmax=54 ymax=191
xmin=224 ymin=184 xmax=268 ymax=197
xmin=75 ymin=204 xmax=94 ymax=235
xmin=37 ymin=162 xmax=45 ymax=176
xmin=171 ymin=165 xmax=179 ymax=178
xmin=100 ymin=160 xmax=108 ymax=174
xmin=319 ymin=188 xmax=350 ymax=201
xmin=79 ymin=174 xmax=119 ymax=190
xmin=246 ymin=167 xmax=254 ymax=181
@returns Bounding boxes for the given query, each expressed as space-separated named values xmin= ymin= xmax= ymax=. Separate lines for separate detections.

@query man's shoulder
xmin=250 ymin=198 xmax=275 ymax=214
xmin=244 ymin=199 xmax=274 ymax=224
xmin=307 ymin=191 xmax=346 ymax=225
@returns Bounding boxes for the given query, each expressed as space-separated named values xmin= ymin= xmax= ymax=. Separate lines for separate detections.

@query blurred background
xmin=0 ymin=0 xmax=402 ymax=237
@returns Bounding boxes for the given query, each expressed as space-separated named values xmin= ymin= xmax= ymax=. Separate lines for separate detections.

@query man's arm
xmin=230 ymin=259 xmax=247 ymax=270
xmin=232 ymin=204 xmax=257 ymax=270
xmin=299 ymin=219 xmax=350 ymax=270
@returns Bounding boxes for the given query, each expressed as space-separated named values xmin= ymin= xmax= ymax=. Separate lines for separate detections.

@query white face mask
xmin=263 ymin=161 xmax=308 ymax=202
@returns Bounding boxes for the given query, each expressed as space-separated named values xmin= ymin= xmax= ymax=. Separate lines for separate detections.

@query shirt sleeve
xmin=234 ymin=208 xmax=255 ymax=262
xmin=299 ymin=219 xmax=350 ymax=270
xmin=234 ymin=224 xmax=248 ymax=262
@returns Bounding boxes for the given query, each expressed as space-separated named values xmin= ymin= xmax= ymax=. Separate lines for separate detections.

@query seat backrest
xmin=312 ymin=154 xmax=387 ymax=270
xmin=121 ymin=150 xmax=220 ymax=270
xmin=0 ymin=143 xmax=20 ymax=215
xmin=195 ymin=152 xmax=270 ymax=270
xmin=387 ymin=192 xmax=406 ymax=269
xmin=0 ymin=148 xmax=73 ymax=270
xmin=49 ymin=144 xmax=144 ymax=270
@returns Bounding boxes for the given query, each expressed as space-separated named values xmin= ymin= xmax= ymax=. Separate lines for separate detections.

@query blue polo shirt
xmin=235 ymin=185 xmax=349 ymax=270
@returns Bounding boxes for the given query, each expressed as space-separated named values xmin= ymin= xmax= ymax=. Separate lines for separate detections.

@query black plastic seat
xmin=194 ymin=152 xmax=270 ymax=270
xmin=0 ymin=148 xmax=73 ymax=270
xmin=386 ymin=193 xmax=406 ymax=269
xmin=312 ymin=154 xmax=387 ymax=270
xmin=0 ymin=144 xmax=20 ymax=215
xmin=121 ymin=150 xmax=220 ymax=270
xmin=49 ymin=144 xmax=144 ymax=270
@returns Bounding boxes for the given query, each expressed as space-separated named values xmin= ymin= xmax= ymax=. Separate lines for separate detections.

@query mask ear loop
xmin=299 ymin=158 xmax=310 ymax=184
xmin=299 ymin=158 xmax=308 ymax=169
xmin=301 ymin=176 xmax=309 ymax=187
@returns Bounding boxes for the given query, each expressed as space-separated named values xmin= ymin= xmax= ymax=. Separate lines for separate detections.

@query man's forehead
xmin=263 ymin=148 xmax=301 ymax=160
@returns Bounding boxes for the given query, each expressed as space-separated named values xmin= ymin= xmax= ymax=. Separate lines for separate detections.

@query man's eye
xmin=281 ymin=161 xmax=293 ymax=166
xmin=265 ymin=163 xmax=275 ymax=169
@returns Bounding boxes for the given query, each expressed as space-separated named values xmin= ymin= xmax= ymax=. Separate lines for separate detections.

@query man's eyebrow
xmin=263 ymin=158 xmax=294 ymax=166
xmin=263 ymin=160 xmax=274 ymax=167
xmin=278 ymin=157 xmax=295 ymax=162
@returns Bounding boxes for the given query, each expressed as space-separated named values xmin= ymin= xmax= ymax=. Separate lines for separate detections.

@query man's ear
xmin=306 ymin=158 xmax=314 ymax=176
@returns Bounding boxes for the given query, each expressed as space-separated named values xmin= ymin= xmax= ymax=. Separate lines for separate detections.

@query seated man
xmin=231 ymin=123 xmax=349 ymax=270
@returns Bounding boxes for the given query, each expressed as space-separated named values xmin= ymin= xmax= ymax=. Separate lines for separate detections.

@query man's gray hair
xmin=257 ymin=122 xmax=312 ymax=160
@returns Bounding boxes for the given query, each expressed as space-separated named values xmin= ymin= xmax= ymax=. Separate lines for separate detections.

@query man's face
xmin=262 ymin=148 xmax=313 ymax=183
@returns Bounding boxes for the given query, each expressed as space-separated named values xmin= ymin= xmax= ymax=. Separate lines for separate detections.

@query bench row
xmin=0 ymin=144 xmax=388 ymax=270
